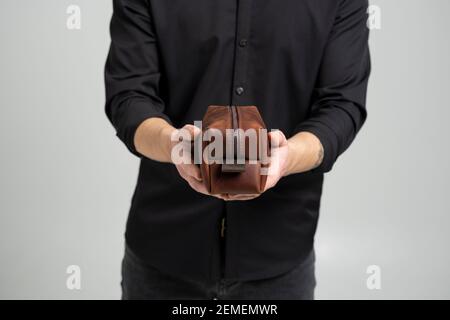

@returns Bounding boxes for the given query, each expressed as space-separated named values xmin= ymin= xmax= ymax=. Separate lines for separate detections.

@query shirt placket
xmin=223 ymin=0 xmax=253 ymax=280
xmin=230 ymin=0 xmax=253 ymax=106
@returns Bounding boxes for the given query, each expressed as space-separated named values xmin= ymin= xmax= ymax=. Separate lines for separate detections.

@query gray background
xmin=0 ymin=0 xmax=449 ymax=299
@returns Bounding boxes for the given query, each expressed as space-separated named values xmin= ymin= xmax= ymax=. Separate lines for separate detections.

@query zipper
xmin=221 ymin=106 xmax=245 ymax=173
xmin=230 ymin=105 xmax=239 ymax=131
xmin=231 ymin=106 xmax=239 ymax=162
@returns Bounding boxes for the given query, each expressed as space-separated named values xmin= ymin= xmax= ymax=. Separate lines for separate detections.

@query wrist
xmin=284 ymin=139 xmax=306 ymax=176
xmin=134 ymin=117 xmax=175 ymax=162
xmin=284 ymin=131 xmax=323 ymax=175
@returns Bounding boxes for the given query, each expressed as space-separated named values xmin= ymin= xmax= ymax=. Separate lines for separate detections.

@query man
xmin=105 ymin=0 xmax=370 ymax=300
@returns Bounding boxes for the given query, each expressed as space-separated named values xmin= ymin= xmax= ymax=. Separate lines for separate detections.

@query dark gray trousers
xmin=121 ymin=246 xmax=316 ymax=300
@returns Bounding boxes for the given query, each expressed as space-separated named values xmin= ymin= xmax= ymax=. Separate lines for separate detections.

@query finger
xmin=214 ymin=194 xmax=230 ymax=201
xmin=223 ymin=194 xmax=260 ymax=201
xmin=182 ymin=164 xmax=203 ymax=181
xmin=175 ymin=164 xmax=186 ymax=178
xmin=268 ymin=130 xmax=287 ymax=148
xmin=211 ymin=193 xmax=235 ymax=201
xmin=184 ymin=176 xmax=209 ymax=195
xmin=264 ymin=175 xmax=280 ymax=192
xmin=173 ymin=125 xmax=202 ymax=151
xmin=182 ymin=124 xmax=202 ymax=140
xmin=176 ymin=162 xmax=202 ymax=181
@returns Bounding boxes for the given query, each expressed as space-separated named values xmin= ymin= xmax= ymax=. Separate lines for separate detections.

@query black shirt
xmin=105 ymin=0 xmax=370 ymax=281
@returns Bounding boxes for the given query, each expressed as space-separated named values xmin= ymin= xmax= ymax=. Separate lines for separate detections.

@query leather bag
xmin=197 ymin=105 xmax=269 ymax=195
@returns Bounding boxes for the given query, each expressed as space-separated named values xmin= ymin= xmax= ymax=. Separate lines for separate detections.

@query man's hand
xmin=223 ymin=130 xmax=324 ymax=201
xmin=171 ymin=124 xmax=210 ymax=196
xmin=135 ymin=120 xmax=221 ymax=198
xmin=222 ymin=130 xmax=289 ymax=201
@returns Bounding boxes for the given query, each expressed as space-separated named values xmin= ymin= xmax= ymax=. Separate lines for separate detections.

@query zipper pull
xmin=220 ymin=217 xmax=226 ymax=238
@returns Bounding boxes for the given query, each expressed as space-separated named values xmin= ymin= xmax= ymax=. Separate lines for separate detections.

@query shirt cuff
xmin=115 ymin=99 xmax=172 ymax=158
xmin=293 ymin=121 xmax=338 ymax=173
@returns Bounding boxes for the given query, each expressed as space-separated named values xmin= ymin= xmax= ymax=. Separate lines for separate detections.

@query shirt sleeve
xmin=104 ymin=0 xmax=172 ymax=157
xmin=293 ymin=0 xmax=371 ymax=173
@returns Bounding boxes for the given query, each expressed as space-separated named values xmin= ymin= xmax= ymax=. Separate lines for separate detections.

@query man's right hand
xmin=171 ymin=124 xmax=210 ymax=197
xmin=135 ymin=119 xmax=256 ymax=201
xmin=135 ymin=119 xmax=212 ymax=197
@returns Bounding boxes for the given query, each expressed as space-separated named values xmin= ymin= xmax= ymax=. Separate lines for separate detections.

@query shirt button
xmin=239 ymin=39 xmax=248 ymax=47
xmin=235 ymin=86 xmax=245 ymax=96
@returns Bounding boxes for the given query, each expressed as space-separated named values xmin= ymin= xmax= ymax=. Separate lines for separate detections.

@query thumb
xmin=268 ymin=130 xmax=287 ymax=148
xmin=182 ymin=124 xmax=202 ymax=140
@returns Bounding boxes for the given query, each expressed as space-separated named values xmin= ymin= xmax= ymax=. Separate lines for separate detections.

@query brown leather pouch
xmin=198 ymin=105 xmax=269 ymax=195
